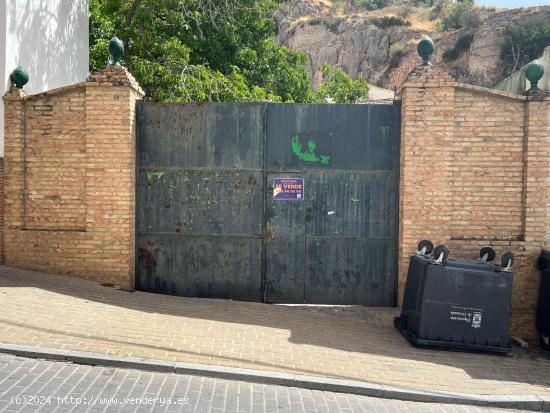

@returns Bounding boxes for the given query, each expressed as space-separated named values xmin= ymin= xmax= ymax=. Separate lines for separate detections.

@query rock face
xmin=275 ymin=0 xmax=550 ymax=89
xmin=276 ymin=13 xmax=421 ymax=87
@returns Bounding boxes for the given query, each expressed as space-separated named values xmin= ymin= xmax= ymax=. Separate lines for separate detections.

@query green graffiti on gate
xmin=291 ymin=135 xmax=330 ymax=166
xmin=146 ymin=170 xmax=165 ymax=185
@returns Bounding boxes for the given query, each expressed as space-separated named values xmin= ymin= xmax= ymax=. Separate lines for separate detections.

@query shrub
xmin=356 ymin=0 xmax=391 ymax=11
xmin=429 ymin=0 xmax=446 ymax=20
xmin=442 ymin=48 xmax=458 ymax=61
xmin=372 ymin=16 xmax=410 ymax=27
xmin=442 ymin=32 xmax=474 ymax=61
xmin=500 ymin=20 xmax=550 ymax=73
xmin=313 ymin=64 xmax=369 ymax=103
xmin=412 ymin=0 xmax=435 ymax=7
xmin=326 ymin=17 xmax=344 ymax=33
xmin=438 ymin=0 xmax=481 ymax=31
xmin=331 ymin=0 xmax=344 ymax=10
xmin=388 ymin=43 xmax=407 ymax=69
xmin=397 ymin=5 xmax=412 ymax=19
xmin=455 ymin=32 xmax=474 ymax=52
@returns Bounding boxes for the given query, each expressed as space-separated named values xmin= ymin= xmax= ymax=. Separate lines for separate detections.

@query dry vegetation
xmin=288 ymin=2 xmax=438 ymax=31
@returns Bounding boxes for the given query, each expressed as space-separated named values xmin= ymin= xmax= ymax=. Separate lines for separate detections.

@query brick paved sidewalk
xmin=0 ymin=267 xmax=549 ymax=397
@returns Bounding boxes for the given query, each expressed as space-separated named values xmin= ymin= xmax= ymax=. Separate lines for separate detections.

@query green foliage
xmin=312 ymin=65 xmax=369 ymax=104
xmin=355 ymin=0 xmax=391 ymax=11
xmin=438 ymin=0 xmax=481 ymax=31
xmin=236 ymin=39 xmax=312 ymax=103
xmin=89 ymin=0 xmax=323 ymax=103
xmin=455 ymin=32 xmax=475 ymax=52
xmin=442 ymin=49 xmax=458 ymax=61
xmin=331 ymin=0 xmax=345 ymax=10
xmin=429 ymin=0 xmax=446 ymax=20
xmin=388 ymin=43 xmax=407 ymax=69
xmin=442 ymin=32 xmax=474 ymax=61
xmin=500 ymin=20 xmax=550 ymax=74
xmin=410 ymin=0 xmax=435 ymax=7
xmin=372 ymin=16 xmax=410 ymax=28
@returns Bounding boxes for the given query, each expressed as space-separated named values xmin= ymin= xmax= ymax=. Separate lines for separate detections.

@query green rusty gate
xmin=137 ymin=102 xmax=401 ymax=305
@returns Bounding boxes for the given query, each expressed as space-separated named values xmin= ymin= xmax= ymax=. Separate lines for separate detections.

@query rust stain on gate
xmin=136 ymin=102 xmax=400 ymax=305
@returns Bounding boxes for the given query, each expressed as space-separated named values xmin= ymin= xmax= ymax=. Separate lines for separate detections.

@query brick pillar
xmin=526 ymin=98 xmax=550 ymax=252
xmin=85 ymin=66 xmax=144 ymax=289
xmin=525 ymin=97 xmax=550 ymax=249
xmin=2 ymin=88 xmax=26 ymax=266
xmin=511 ymin=96 xmax=550 ymax=338
xmin=398 ymin=66 xmax=456 ymax=305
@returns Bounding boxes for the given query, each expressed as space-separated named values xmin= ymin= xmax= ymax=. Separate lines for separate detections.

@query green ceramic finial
xmin=10 ymin=66 xmax=29 ymax=89
xmin=108 ymin=37 xmax=124 ymax=66
xmin=525 ymin=59 xmax=544 ymax=91
xmin=417 ymin=35 xmax=435 ymax=66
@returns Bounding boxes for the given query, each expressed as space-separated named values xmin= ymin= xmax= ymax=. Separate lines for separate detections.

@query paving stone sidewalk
xmin=0 ymin=354 xmax=536 ymax=413
xmin=0 ymin=266 xmax=549 ymax=398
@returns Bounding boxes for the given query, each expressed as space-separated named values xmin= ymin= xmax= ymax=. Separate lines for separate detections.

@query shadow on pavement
xmin=1 ymin=266 xmax=549 ymax=391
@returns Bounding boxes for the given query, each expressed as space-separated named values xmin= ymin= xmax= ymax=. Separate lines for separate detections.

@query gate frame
xmin=135 ymin=101 xmax=401 ymax=305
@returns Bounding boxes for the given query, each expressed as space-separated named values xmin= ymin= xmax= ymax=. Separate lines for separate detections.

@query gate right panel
xmin=265 ymin=103 xmax=400 ymax=305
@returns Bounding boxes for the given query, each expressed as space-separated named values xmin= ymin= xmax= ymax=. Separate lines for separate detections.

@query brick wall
xmin=0 ymin=158 xmax=3 ymax=265
xmin=23 ymin=88 xmax=87 ymax=230
xmin=3 ymin=62 xmax=549 ymax=341
xmin=452 ymin=87 xmax=525 ymax=239
xmin=2 ymin=66 xmax=144 ymax=289
xmin=399 ymin=67 xmax=550 ymax=342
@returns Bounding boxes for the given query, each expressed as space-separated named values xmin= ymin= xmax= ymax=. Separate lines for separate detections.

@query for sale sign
xmin=273 ymin=178 xmax=304 ymax=201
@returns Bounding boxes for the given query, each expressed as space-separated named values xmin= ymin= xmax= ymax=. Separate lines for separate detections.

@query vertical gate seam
xmin=261 ymin=104 xmax=268 ymax=302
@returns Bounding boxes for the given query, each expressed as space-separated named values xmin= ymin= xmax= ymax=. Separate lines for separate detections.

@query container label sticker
xmin=449 ymin=306 xmax=484 ymax=329
xmin=273 ymin=178 xmax=304 ymax=201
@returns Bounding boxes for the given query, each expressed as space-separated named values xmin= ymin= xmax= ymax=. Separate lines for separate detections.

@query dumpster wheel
xmin=417 ymin=240 xmax=434 ymax=256
xmin=501 ymin=251 xmax=514 ymax=271
xmin=480 ymin=246 xmax=496 ymax=263
xmin=541 ymin=334 xmax=550 ymax=351
xmin=433 ymin=245 xmax=450 ymax=264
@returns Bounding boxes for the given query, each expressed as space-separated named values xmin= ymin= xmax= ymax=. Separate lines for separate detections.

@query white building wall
xmin=1 ymin=0 xmax=89 ymax=157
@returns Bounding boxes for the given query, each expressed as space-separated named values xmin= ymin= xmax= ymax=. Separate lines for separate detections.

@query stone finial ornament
xmin=10 ymin=66 xmax=29 ymax=89
xmin=417 ymin=35 xmax=435 ymax=66
xmin=108 ymin=37 xmax=124 ymax=66
xmin=525 ymin=59 xmax=544 ymax=91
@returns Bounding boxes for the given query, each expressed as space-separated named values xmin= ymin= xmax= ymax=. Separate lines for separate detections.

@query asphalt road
xmin=0 ymin=354 xmax=538 ymax=413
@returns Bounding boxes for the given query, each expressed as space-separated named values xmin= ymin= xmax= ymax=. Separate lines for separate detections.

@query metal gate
xmin=137 ymin=102 xmax=400 ymax=305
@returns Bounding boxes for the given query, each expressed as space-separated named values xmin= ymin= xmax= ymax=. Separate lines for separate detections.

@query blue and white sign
xmin=273 ymin=178 xmax=304 ymax=201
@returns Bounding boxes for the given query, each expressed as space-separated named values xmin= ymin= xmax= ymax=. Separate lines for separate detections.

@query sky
xmin=476 ymin=0 xmax=550 ymax=7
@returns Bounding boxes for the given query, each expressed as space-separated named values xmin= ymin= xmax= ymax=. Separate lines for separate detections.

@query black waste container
xmin=395 ymin=248 xmax=513 ymax=354
xmin=537 ymin=251 xmax=550 ymax=350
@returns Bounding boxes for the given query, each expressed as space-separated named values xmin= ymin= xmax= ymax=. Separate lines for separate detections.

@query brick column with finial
xmin=83 ymin=37 xmax=145 ymax=288
xmin=397 ymin=35 xmax=456 ymax=305
xmin=2 ymin=67 xmax=30 ymax=266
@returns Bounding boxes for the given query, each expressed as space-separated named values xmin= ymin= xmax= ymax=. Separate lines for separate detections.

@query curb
xmin=0 ymin=343 xmax=548 ymax=411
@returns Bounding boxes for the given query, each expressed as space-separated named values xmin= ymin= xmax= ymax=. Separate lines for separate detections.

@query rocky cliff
xmin=274 ymin=0 xmax=550 ymax=89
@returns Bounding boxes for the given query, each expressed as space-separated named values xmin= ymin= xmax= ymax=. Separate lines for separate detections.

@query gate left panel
xmin=137 ymin=103 xmax=266 ymax=301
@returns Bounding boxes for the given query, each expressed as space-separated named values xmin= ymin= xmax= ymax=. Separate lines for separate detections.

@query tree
xmin=89 ymin=0 xmax=369 ymax=103
xmin=437 ymin=0 xmax=481 ymax=32
xmin=312 ymin=65 xmax=369 ymax=104
xmin=500 ymin=21 xmax=550 ymax=74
